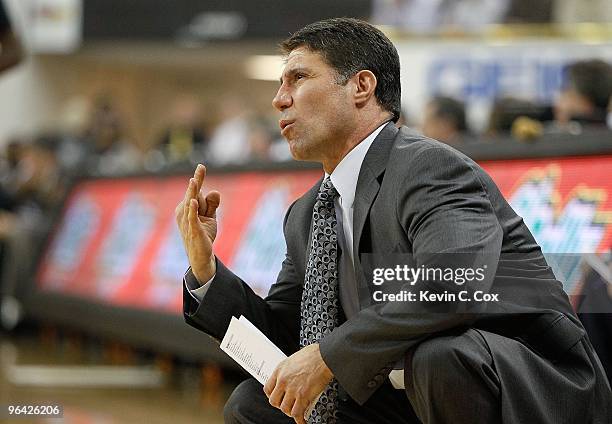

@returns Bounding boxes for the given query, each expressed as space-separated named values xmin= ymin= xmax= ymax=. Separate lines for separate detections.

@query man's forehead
xmin=283 ymin=47 xmax=323 ymax=68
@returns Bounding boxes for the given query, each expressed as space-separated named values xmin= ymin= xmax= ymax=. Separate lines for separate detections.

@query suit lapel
xmin=352 ymin=122 xmax=398 ymax=269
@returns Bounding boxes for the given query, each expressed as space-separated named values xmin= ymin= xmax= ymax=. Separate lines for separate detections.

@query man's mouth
xmin=279 ymin=119 xmax=295 ymax=132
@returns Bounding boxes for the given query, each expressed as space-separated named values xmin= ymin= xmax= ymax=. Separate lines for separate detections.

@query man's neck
xmin=322 ymin=115 xmax=392 ymax=174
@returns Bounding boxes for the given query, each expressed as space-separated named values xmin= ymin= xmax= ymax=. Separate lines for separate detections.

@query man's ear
xmin=353 ymin=70 xmax=377 ymax=107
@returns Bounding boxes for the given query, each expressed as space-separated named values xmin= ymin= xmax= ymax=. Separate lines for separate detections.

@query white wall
xmin=0 ymin=58 xmax=61 ymax=142
xmin=0 ymin=0 xmax=61 ymax=143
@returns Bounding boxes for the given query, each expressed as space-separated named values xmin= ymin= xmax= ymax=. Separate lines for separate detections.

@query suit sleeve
xmin=183 ymin=201 xmax=302 ymax=356
xmin=319 ymin=146 xmax=503 ymax=404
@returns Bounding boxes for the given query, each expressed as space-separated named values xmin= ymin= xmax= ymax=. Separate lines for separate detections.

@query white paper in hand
xmin=220 ymin=316 xmax=321 ymax=419
xmin=220 ymin=316 xmax=287 ymax=385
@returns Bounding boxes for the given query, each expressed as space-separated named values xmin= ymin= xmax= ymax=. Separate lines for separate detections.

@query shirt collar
xmin=326 ymin=122 xmax=389 ymax=209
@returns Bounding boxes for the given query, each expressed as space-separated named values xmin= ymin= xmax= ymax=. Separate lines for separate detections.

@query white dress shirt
xmin=327 ymin=122 xmax=387 ymax=265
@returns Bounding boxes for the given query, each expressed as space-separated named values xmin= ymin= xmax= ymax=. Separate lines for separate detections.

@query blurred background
xmin=0 ymin=1 xmax=610 ymax=423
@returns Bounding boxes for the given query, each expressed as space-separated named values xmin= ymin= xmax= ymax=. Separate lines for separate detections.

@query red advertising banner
xmin=36 ymin=155 xmax=612 ymax=314
xmin=481 ymin=156 xmax=612 ymax=254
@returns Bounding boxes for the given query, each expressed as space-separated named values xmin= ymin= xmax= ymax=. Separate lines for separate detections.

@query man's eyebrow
xmin=279 ymin=67 xmax=310 ymax=85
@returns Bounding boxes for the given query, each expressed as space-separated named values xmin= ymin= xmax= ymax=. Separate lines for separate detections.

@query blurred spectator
xmin=0 ymin=139 xmax=24 ymax=205
xmin=511 ymin=116 xmax=544 ymax=143
xmin=0 ymin=135 xmax=66 ymax=329
xmin=246 ymin=116 xmax=274 ymax=162
xmin=54 ymin=96 xmax=93 ymax=174
xmin=207 ymin=96 xmax=252 ymax=166
xmin=209 ymin=110 xmax=286 ymax=164
xmin=421 ymin=96 xmax=468 ymax=144
xmin=554 ymin=59 xmax=612 ymax=127
xmin=0 ymin=0 xmax=22 ymax=73
xmin=156 ymin=94 xmax=208 ymax=164
xmin=52 ymin=94 xmax=142 ymax=176
xmin=487 ymin=97 xmax=551 ymax=137
xmin=5 ymin=135 xmax=64 ymax=209
xmin=82 ymin=95 xmax=143 ymax=175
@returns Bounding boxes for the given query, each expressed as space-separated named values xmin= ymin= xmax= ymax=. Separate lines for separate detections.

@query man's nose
xmin=272 ymin=86 xmax=292 ymax=111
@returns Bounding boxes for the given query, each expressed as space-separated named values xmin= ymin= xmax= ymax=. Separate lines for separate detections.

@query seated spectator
xmin=207 ymin=96 xmax=277 ymax=166
xmin=246 ymin=116 xmax=274 ymax=163
xmin=83 ymin=95 xmax=143 ymax=175
xmin=157 ymin=94 xmax=208 ymax=164
xmin=421 ymin=96 xmax=469 ymax=144
xmin=486 ymin=96 xmax=550 ymax=138
xmin=554 ymin=59 xmax=612 ymax=127
xmin=206 ymin=96 xmax=252 ymax=166
xmin=0 ymin=135 xmax=66 ymax=329
xmin=0 ymin=138 xmax=25 ymax=205
xmin=54 ymin=96 xmax=93 ymax=175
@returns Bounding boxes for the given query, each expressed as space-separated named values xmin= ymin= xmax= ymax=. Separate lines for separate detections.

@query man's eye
xmin=295 ymin=74 xmax=305 ymax=80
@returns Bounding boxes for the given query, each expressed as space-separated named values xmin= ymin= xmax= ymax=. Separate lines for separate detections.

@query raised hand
xmin=175 ymin=164 xmax=221 ymax=284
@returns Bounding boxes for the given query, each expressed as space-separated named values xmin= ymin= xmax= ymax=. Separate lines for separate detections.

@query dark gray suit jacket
xmin=184 ymin=123 xmax=609 ymax=408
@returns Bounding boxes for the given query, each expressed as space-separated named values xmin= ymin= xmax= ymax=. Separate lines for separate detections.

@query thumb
xmin=204 ymin=191 xmax=221 ymax=218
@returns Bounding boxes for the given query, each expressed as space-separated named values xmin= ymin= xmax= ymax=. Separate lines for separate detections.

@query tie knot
xmin=318 ymin=177 xmax=339 ymax=202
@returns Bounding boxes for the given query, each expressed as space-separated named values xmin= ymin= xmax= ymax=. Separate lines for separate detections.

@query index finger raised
xmin=193 ymin=164 xmax=206 ymax=194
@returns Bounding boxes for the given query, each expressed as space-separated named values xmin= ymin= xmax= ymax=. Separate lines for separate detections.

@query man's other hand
xmin=175 ymin=164 xmax=220 ymax=284
xmin=264 ymin=343 xmax=333 ymax=424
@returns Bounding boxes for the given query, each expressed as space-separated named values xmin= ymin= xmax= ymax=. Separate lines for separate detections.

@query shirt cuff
xmin=184 ymin=267 xmax=216 ymax=303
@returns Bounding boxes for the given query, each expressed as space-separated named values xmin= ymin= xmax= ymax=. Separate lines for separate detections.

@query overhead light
xmin=245 ymin=55 xmax=284 ymax=81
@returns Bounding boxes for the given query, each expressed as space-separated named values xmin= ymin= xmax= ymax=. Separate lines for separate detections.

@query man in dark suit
xmin=176 ymin=18 xmax=611 ymax=424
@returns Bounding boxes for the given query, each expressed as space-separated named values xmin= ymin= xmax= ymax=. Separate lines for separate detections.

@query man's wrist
xmin=193 ymin=256 xmax=216 ymax=285
xmin=316 ymin=344 xmax=334 ymax=380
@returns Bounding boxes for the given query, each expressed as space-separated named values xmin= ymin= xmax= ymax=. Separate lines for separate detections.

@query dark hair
xmin=487 ymin=97 xmax=548 ymax=134
xmin=280 ymin=18 xmax=401 ymax=123
xmin=564 ymin=59 xmax=612 ymax=112
xmin=430 ymin=96 xmax=467 ymax=131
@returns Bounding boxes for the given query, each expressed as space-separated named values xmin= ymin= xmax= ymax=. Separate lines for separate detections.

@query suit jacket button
xmin=367 ymin=380 xmax=377 ymax=388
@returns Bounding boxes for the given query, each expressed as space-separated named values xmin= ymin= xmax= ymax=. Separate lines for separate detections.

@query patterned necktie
xmin=300 ymin=177 xmax=341 ymax=424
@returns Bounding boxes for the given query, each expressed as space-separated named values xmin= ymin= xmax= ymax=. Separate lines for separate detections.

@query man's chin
xmin=286 ymin=138 xmax=318 ymax=162
xmin=287 ymin=139 xmax=305 ymax=160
